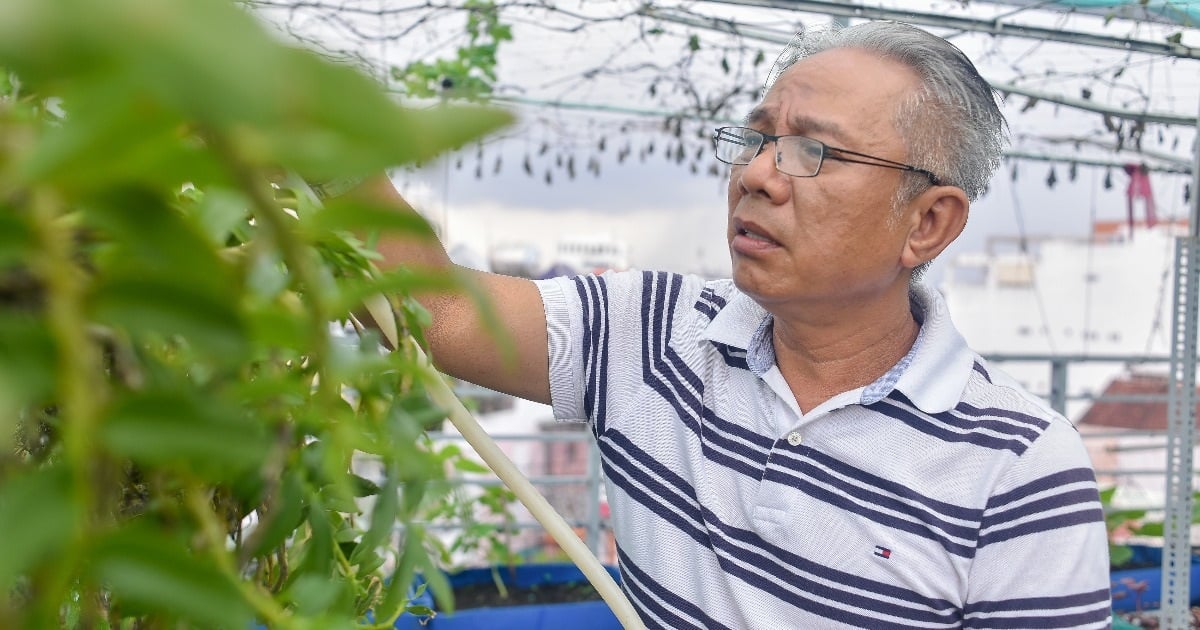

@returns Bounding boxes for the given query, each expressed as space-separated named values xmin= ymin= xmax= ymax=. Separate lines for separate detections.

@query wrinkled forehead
xmin=748 ymin=49 xmax=918 ymax=139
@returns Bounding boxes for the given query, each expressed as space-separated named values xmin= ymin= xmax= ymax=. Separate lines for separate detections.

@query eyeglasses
xmin=712 ymin=126 xmax=940 ymax=186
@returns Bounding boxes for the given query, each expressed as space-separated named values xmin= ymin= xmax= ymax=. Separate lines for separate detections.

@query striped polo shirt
xmin=535 ymin=270 xmax=1111 ymax=629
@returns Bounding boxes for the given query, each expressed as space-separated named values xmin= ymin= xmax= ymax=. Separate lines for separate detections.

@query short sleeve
xmin=535 ymin=274 xmax=586 ymax=421
xmin=963 ymin=419 xmax=1112 ymax=628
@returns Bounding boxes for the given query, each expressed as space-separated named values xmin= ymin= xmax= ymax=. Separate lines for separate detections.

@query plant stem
xmin=184 ymin=484 xmax=292 ymax=628
xmin=28 ymin=188 xmax=105 ymax=620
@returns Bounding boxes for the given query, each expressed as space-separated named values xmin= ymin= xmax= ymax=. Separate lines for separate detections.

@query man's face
xmin=726 ymin=47 xmax=923 ymax=312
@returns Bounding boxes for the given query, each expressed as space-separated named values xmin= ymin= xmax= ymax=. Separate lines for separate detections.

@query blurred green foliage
xmin=393 ymin=0 xmax=513 ymax=99
xmin=0 ymin=0 xmax=511 ymax=627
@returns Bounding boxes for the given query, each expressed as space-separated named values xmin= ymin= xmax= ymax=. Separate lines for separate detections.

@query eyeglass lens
xmin=715 ymin=127 xmax=824 ymax=177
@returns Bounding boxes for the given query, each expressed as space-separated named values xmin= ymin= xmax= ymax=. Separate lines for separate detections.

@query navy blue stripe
xmin=640 ymin=273 xmax=703 ymax=436
xmin=662 ymin=274 xmax=704 ymax=395
xmin=639 ymin=274 xmax=700 ymax=436
xmin=972 ymin=361 xmax=993 ymax=384
xmin=594 ymin=276 xmax=610 ymax=436
xmin=602 ymin=460 xmax=713 ymax=550
xmin=888 ymin=392 xmax=1043 ymax=442
xmin=709 ymin=545 xmax=949 ymax=629
xmin=700 ymin=506 xmax=960 ymax=611
xmin=698 ymin=410 xmax=772 ymax=466
xmin=617 ymin=548 xmax=732 ymax=630
xmin=616 ymin=558 xmax=689 ymax=630
xmin=763 ymin=468 xmax=977 ymax=558
xmin=870 ymin=398 xmax=1030 ymax=454
xmin=701 ymin=507 xmax=963 ymax=625
xmin=702 ymin=406 xmax=775 ymax=451
xmin=977 ymin=507 xmax=1104 ymax=548
xmin=979 ymin=487 xmax=1100 ymax=531
xmin=573 ymin=276 xmax=597 ymax=420
xmin=693 ymin=299 xmax=718 ymax=321
xmin=700 ymin=440 xmax=765 ymax=479
xmin=615 ymin=562 xmax=668 ymax=630
xmin=649 ymin=273 xmax=704 ymax=412
xmin=601 ymin=432 xmax=706 ymax=531
xmin=963 ymin=602 xmax=1111 ymax=629
xmin=799 ymin=448 xmax=983 ymax=521
xmin=769 ymin=454 xmax=979 ymax=541
xmin=699 ymin=287 xmax=727 ymax=309
xmin=987 ymin=468 xmax=1097 ymax=510
xmin=599 ymin=446 xmax=963 ymax=625
xmin=963 ymin=588 xmax=1110 ymax=615
xmin=711 ymin=342 xmax=749 ymax=370
xmin=954 ymin=401 xmax=1051 ymax=430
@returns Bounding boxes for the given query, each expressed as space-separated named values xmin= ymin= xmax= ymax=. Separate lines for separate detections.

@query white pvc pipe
xmin=361 ymin=295 xmax=645 ymax=629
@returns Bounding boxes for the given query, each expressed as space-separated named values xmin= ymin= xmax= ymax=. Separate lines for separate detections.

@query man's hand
xmin=352 ymin=175 xmax=552 ymax=405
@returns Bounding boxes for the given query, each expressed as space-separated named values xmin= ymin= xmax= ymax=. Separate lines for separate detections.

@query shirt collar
xmin=889 ymin=283 xmax=975 ymax=414
xmin=702 ymin=283 xmax=974 ymax=414
xmin=702 ymin=289 xmax=771 ymax=355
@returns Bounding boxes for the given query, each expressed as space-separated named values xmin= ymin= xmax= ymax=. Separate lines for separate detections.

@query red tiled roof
xmin=1077 ymin=373 xmax=1200 ymax=430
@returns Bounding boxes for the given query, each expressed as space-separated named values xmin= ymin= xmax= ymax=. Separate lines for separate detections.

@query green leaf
xmin=240 ymin=50 xmax=514 ymax=179
xmin=101 ymin=388 xmax=271 ymax=480
xmin=332 ymin=269 xmax=459 ymax=321
xmin=246 ymin=250 xmax=289 ymax=302
xmin=453 ymin=457 xmax=490 ymax=474
xmin=0 ymin=209 xmax=33 ymax=267
xmin=1110 ymin=543 xmax=1134 ymax=568
xmin=302 ymin=493 xmax=335 ymax=577
xmin=249 ymin=471 xmax=306 ymax=558
xmin=91 ymin=527 xmax=253 ymax=629
xmin=191 ymin=188 xmax=250 ymax=246
xmin=245 ymin=296 xmax=312 ymax=352
xmin=304 ymin=197 xmax=438 ymax=239
xmin=0 ymin=467 xmax=75 ymax=591
xmin=1134 ymin=521 xmax=1164 ymax=537
xmin=380 ymin=524 xmax=427 ymax=615
xmin=285 ymin=573 xmax=347 ymax=616
xmin=91 ymin=273 xmax=248 ymax=360
xmin=350 ymin=474 xmax=382 ymax=498
xmin=86 ymin=186 xmax=237 ymax=294
xmin=22 ymin=76 xmax=227 ymax=191
xmin=0 ymin=314 xmax=57 ymax=409
xmin=350 ymin=474 xmax=397 ymax=566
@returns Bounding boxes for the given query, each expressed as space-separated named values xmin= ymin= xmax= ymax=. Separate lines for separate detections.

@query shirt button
xmin=786 ymin=431 xmax=803 ymax=447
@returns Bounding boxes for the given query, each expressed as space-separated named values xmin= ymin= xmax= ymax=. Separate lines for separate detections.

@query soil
xmin=453 ymin=580 xmax=603 ymax=610
xmin=1116 ymin=608 xmax=1200 ymax=628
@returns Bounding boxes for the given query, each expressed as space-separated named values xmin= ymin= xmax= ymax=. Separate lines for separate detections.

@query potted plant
xmin=0 ymin=0 xmax=511 ymax=626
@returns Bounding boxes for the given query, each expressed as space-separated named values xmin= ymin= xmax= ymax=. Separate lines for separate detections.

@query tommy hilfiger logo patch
xmin=874 ymin=546 xmax=892 ymax=559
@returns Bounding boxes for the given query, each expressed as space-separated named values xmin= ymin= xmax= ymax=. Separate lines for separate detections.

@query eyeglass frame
xmin=712 ymin=126 xmax=941 ymax=186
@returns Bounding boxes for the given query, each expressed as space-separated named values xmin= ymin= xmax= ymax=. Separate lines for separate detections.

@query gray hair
xmin=765 ymin=21 xmax=1009 ymax=203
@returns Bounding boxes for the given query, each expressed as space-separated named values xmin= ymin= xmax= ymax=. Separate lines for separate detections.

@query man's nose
xmin=737 ymin=141 xmax=787 ymax=199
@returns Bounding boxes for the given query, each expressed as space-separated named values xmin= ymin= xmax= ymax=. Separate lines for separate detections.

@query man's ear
xmin=900 ymin=185 xmax=969 ymax=269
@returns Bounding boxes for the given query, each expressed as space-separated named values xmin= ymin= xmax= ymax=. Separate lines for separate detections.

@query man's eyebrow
xmin=743 ymin=108 xmax=848 ymax=144
xmin=745 ymin=108 xmax=771 ymax=126
xmin=789 ymin=114 xmax=848 ymax=143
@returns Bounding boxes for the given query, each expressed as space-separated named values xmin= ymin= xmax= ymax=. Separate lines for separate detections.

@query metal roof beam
xmin=688 ymin=0 xmax=1200 ymax=59
xmin=645 ymin=7 xmax=1198 ymax=126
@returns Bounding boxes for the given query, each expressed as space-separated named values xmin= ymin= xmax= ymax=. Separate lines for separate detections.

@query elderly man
xmin=367 ymin=20 xmax=1110 ymax=629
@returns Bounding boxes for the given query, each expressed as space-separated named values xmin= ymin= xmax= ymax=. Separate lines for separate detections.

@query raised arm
xmin=351 ymin=175 xmax=551 ymax=404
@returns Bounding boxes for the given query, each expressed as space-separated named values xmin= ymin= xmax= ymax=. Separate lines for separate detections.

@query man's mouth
xmin=733 ymin=220 xmax=780 ymax=247
xmin=737 ymin=226 xmax=776 ymax=244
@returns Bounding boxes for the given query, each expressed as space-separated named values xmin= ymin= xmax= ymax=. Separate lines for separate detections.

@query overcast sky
xmin=296 ymin=0 xmax=1200 ymax=284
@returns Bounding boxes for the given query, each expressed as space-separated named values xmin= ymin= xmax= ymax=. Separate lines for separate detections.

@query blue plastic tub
xmin=1110 ymin=544 xmax=1200 ymax=612
xmin=396 ymin=563 xmax=623 ymax=630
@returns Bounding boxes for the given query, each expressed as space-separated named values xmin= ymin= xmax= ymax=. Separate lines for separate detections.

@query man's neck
xmin=769 ymin=285 xmax=921 ymax=415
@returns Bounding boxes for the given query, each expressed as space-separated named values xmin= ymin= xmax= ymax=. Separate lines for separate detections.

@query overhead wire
xmin=1008 ymin=168 xmax=1060 ymax=354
